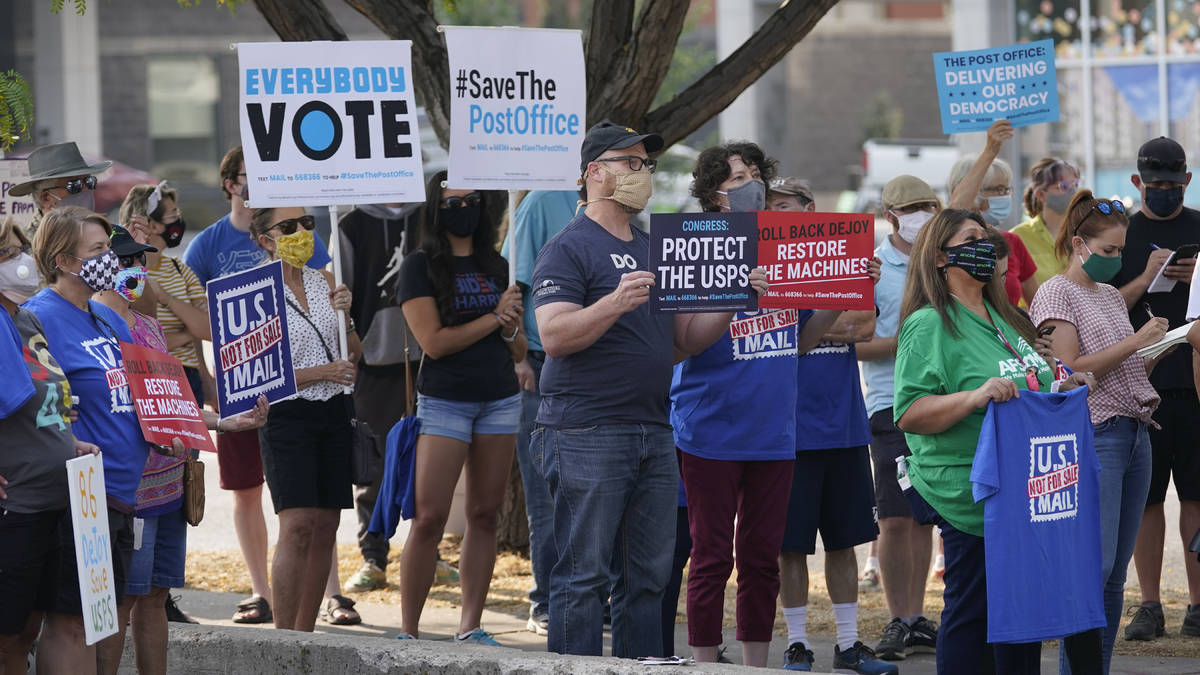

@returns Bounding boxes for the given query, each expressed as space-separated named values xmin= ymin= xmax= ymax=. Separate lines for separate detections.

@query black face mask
xmin=163 ymin=219 xmax=186 ymax=248
xmin=441 ymin=204 xmax=480 ymax=238
xmin=942 ymin=237 xmax=997 ymax=283
xmin=1144 ymin=185 xmax=1185 ymax=218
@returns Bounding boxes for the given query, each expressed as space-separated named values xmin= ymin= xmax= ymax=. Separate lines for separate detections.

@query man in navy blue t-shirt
xmin=531 ymin=121 xmax=766 ymax=658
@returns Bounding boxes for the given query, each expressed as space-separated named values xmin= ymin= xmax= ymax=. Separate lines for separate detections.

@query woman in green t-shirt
xmin=893 ymin=208 xmax=1095 ymax=674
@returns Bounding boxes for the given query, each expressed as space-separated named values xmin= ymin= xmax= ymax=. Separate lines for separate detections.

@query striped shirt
xmin=147 ymin=255 xmax=206 ymax=368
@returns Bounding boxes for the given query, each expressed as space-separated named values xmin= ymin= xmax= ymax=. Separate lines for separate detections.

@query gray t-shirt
xmin=1 ymin=308 xmax=75 ymax=513
xmin=532 ymin=214 xmax=674 ymax=427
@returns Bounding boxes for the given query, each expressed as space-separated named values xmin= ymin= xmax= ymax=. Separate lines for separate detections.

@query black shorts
xmin=0 ymin=509 xmax=63 ymax=634
xmin=869 ymin=408 xmax=915 ymax=520
xmin=781 ymin=446 xmax=879 ymax=554
xmin=1148 ymin=393 xmax=1200 ymax=504
xmin=259 ymin=394 xmax=354 ymax=513
xmin=53 ymin=507 xmax=134 ymax=614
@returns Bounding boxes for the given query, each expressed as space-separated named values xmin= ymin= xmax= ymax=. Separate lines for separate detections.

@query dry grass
xmin=186 ymin=538 xmax=1200 ymax=658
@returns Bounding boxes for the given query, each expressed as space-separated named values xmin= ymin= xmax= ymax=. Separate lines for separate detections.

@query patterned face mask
xmin=73 ymin=250 xmax=119 ymax=292
xmin=114 ymin=265 xmax=147 ymax=302
xmin=942 ymin=237 xmax=997 ymax=283
xmin=271 ymin=228 xmax=314 ymax=268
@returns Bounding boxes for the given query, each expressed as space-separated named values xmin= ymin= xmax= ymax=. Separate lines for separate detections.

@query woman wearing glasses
xmin=1029 ymin=191 xmax=1167 ymax=674
xmin=395 ymin=171 xmax=525 ymax=645
xmin=249 ymin=206 xmax=360 ymax=632
xmin=1012 ymin=158 xmax=1083 ymax=285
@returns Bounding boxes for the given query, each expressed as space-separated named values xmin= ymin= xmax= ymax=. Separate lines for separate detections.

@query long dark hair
xmin=419 ymin=170 xmax=508 ymax=326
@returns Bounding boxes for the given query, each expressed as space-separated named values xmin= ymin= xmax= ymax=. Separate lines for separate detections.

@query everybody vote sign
xmin=757 ymin=211 xmax=874 ymax=311
xmin=443 ymin=26 xmax=585 ymax=190
xmin=933 ymin=39 xmax=1059 ymax=134
xmin=237 ymin=41 xmax=426 ymax=206
xmin=649 ymin=212 xmax=758 ymax=313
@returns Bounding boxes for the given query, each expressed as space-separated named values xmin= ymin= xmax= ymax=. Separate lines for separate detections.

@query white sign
xmin=444 ymin=26 xmax=585 ymax=190
xmin=0 ymin=160 xmax=37 ymax=230
xmin=66 ymin=454 xmax=118 ymax=645
xmin=237 ymin=41 xmax=426 ymax=207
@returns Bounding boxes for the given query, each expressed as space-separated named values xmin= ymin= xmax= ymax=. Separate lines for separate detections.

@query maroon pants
xmin=680 ymin=452 xmax=794 ymax=646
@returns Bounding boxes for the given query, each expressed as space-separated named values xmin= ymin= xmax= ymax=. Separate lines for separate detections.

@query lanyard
xmin=996 ymin=328 xmax=1041 ymax=391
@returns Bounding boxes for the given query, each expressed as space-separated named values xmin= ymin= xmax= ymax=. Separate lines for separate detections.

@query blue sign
xmin=649 ymin=212 xmax=758 ymax=314
xmin=933 ymin=40 xmax=1059 ymax=134
xmin=206 ymin=261 xmax=297 ymax=418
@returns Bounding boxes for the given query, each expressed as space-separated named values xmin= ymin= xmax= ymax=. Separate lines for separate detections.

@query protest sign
xmin=206 ymin=261 xmax=296 ymax=418
xmin=121 ymin=342 xmax=216 ymax=453
xmin=0 ymin=160 xmax=37 ymax=230
xmin=649 ymin=212 xmax=757 ymax=313
xmin=757 ymin=211 xmax=874 ymax=311
xmin=237 ymin=40 xmax=426 ymax=206
xmin=443 ymin=26 xmax=585 ymax=191
xmin=933 ymin=39 xmax=1059 ymax=134
xmin=66 ymin=453 xmax=118 ymax=645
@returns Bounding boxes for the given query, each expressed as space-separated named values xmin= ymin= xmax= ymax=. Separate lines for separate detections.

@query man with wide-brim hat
xmin=8 ymin=142 xmax=110 ymax=235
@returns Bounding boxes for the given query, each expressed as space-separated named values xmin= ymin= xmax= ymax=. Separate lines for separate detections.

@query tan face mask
xmin=587 ymin=163 xmax=653 ymax=212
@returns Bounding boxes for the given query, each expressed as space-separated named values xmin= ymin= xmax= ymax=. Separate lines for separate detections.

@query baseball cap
xmin=1138 ymin=137 xmax=1187 ymax=184
xmin=109 ymin=224 xmax=157 ymax=258
xmin=579 ymin=120 xmax=664 ymax=173
xmin=768 ymin=177 xmax=815 ymax=205
xmin=882 ymin=175 xmax=939 ymax=210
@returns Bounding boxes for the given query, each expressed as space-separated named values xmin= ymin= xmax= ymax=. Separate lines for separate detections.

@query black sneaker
xmin=875 ymin=618 xmax=910 ymax=660
xmin=832 ymin=641 xmax=899 ymax=675
xmin=907 ymin=616 xmax=938 ymax=654
xmin=1124 ymin=602 xmax=1165 ymax=641
xmin=1183 ymin=604 xmax=1200 ymax=636
xmin=165 ymin=595 xmax=198 ymax=624
xmin=783 ymin=641 xmax=815 ymax=671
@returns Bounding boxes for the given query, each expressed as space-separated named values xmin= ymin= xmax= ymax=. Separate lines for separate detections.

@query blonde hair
xmin=32 ymin=206 xmax=112 ymax=283
xmin=119 ymin=183 xmax=179 ymax=225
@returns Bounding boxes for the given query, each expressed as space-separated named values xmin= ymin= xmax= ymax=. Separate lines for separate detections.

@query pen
xmin=1150 ymin=243 xmax=1161 ymax=250
xmin=1144 ymin=303 xmax=1155 ymax=319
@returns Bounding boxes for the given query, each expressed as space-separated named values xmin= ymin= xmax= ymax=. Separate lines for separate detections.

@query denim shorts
xmin=417 ymin=392 xmax=522 ymax=443
xmin=126 ymin=508 xmax=187 ymax=595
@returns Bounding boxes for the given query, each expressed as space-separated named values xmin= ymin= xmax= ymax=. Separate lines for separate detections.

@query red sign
xmin=757 ymin=211 xmax=875 ymax=311
xmin=119 ymin=342 xmax=216 ymax=453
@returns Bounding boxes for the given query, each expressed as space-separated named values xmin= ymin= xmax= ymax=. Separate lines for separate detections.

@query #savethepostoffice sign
xmin=237 ymin=40 xmax=426 ymax=206
xmin=443 ymin=26 xmax=585 ymax=190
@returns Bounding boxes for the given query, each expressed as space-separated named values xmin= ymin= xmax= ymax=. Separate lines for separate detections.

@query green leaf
xmin=0 ymin=70 xmax=36 ymax=152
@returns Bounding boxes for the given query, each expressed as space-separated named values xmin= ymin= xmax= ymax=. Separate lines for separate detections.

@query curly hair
xmin=690 ymin=141 xmax=778 ymax=212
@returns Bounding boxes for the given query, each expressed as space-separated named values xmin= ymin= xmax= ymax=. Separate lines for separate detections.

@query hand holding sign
xmin=611 ymin=271 xmax=655 ymax=314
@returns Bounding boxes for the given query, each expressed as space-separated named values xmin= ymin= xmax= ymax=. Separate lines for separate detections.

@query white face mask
xmin=893 ymin=210 xmax=933 ymax=243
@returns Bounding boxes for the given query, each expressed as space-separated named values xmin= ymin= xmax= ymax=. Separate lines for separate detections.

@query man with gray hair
xmin=6 ymin=142 xmax=109 ymax=239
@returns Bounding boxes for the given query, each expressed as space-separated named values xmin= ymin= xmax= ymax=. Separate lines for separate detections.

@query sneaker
xmin=435 ymin=560 xmax=460 ymax=584
xmin=907 ymin=616 xmax=938 ymax=654
xmin=1183 ymin=604 xmax=1200 ymax=636
xmin=832 ymin=641 xmax=899 ymax=675
xmin=858 ymin=567 xmax=881 ymax=593
xmin=1124 ymin=602 xmax=1165 ymax=641
xmin=344 ymin=561 xmax=387 ymax=592
xmin=455 ymin=628 xmax=501 ymax=646
xmin=526 ymin=607 xmax=549 ymax=636
xmin=165 ymin=595 xmax=198 ymax=624
xmin=394 ymin=632 xmax=415 ymax=640
xmin=782 ymin=641 xmax=815 ymax=671
xmin=875 ymin=618 xmax=910 ymax=661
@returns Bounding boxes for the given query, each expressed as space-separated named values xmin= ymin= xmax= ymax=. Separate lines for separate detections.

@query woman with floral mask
xmin=1012 ymin=158 xmax=1083 ymax=285
xmin=248 ymin=206 xmax=360 ymax=633
xmin=395 ymin=171 xmax=525 ymax=645
xmin=1030 ymin=190 xmax=1167 ymax=674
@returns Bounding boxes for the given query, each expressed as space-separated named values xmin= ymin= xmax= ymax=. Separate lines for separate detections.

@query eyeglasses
xmin=596 ymin=156 xmax=657 ymax=174
xmin=1139 ymin=156 xmax=1186 ymax=173
xmin=1048 ymin=179 xmax=1080 ymax=193
xmin=57 ymin=176 xmax=98 ymax=195
xmin=272 ymin=215 xmax=316 ymax=235
xmin=440 ymin=193 xmax=481 ymax=210
xmin=980 ymin=185 xmax=1013 ymax=197
xmin=1075 ymin=199 xmax=1127 ymax=233
xmin=118 ymin=252 xmax=146 ymax=268
xmin=0 ymin=242 xmax=31 ymax=261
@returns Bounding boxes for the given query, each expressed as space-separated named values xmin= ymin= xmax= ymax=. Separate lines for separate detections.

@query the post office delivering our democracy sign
xmin=933 ymin=39 xmax=1059 ymax=134
xmin=237 ymin=40 xmax=426 ymax=206
xmin=443 ymin=26 xmax=586 ymax=190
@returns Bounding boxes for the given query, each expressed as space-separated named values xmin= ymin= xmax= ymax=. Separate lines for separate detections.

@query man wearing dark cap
xmin=6 ymin=142 xmax=110 ymax=239
xmin=531 ymin=121 xmax=766 ymax=658
xmin=1111 ymin=137 xmax=1200 ymax=641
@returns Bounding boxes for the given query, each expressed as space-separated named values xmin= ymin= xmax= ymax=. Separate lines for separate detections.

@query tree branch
xmin=251 ymin=0 xmax=347 ymax=41
xmin=642 ymin=0 xmax=840 ymax=149
xmin=583 ymin=0 xmax=634 ymax=103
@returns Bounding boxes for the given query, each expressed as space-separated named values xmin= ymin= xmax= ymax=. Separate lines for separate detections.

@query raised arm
xmin=948 ymin=120 xmax=1013 ymax=210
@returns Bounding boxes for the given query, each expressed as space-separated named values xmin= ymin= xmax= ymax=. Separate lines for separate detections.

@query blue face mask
xmin=983 ymin=195 xmax=1012 ymax=224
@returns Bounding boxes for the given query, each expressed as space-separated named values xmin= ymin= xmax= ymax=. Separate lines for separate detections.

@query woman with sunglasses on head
xmin=1029 ymin=191 xmax=1167 ymax=674
xmin=893 ymin=208 xmax=1099 ymax=674
xmin=248 ymin=206 xmax=360 ymax=632
xmin=1012 ymin=158 xmax=1083 ymax=285
xmin=395 ymin=171 xmax=525 ymax=645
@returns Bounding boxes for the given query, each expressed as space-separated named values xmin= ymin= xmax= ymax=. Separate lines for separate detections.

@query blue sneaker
xmin=783 ymin=641 xmax=814 ymax=671
xmin=455 ymin=628 xmax=501 ymax=646
xmin=394 ymin=632 xmax=415 ymax=640
xmin=833 ymin=641 xmax=899 ymax=675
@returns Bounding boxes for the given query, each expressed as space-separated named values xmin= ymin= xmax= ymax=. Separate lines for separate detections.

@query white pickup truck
xmin=853 ymin=138 xmax=959 ymax=215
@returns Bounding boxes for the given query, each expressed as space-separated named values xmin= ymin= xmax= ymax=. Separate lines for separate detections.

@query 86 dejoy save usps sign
xmin=237 ymin=40 xmax=426 ymax=206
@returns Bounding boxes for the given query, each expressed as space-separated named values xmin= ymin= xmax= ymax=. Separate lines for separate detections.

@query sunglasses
xmin=0 ymin=242 xmax=31 ymax=261
xmin=596 ymin=155 xmax=657 ymax=174
xmin=58 ymin=176 xmax=98 ymax=194
xmin=272 ymin=215 xmax=316 ymax=235
xmin=440 ymin=193 xmax=481 ymax=210
xmin=1139 ymin=156 xmax=1186 ymax=173
xmin=118 ymin=252 xmax=146 ymax=268
xmin=1075 ymin=199 xmax=1127 ymax=233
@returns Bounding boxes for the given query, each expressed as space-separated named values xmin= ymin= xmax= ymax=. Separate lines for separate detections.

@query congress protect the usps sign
xmin=237 ymin=41 xmax=426 ymax=206
xmin=933 ymin=39 xmax=1059 ymax=134
xmin=443 ymin=26 xmax=585 ymax=190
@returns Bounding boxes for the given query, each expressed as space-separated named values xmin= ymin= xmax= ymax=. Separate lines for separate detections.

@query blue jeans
xmin=537 ymin=423 xmax=677 ymax=657
xmin=514 ymin=351 xmax=553 ymax=616
xmin=1060 ymin=416 xmax=1152 ymax=675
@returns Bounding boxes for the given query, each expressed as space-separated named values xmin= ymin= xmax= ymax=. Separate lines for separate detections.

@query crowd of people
xmin=0 ymin=117 xmax=1198 ymax=675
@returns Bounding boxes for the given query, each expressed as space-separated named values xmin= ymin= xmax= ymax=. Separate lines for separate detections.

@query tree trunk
xmin=495 ymin=452 xmax=530 ymax=554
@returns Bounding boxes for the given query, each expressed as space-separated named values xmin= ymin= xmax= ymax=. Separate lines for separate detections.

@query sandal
xmin=320 ymin=594 xmax=361 ymax=626
xmin=232 ymin=594 xmax=273 ymax=624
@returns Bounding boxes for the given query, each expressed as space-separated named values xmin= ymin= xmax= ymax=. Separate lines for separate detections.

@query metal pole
xmin=507 ymin=189 xmax=517 ymax=286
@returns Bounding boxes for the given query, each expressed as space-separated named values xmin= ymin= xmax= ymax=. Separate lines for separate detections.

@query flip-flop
xmin=320 ymin=594 xmax=362 ymax=626
xmin=232 ymin=594 xmax=273 ymax=624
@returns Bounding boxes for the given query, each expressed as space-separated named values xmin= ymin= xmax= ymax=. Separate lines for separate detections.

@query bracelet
xmin=501 ymin=324 xmax=519 ymax=342
xmin=215 ymin=418 xmax=226 ymax=434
